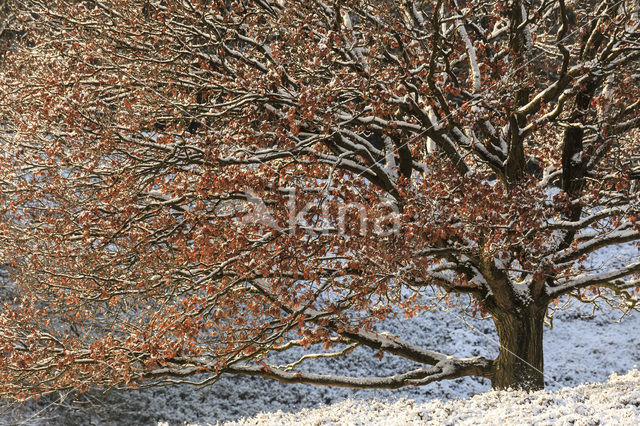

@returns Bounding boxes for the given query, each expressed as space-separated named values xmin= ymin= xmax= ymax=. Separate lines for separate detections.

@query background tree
xmin=0 ymin=0 xmax=639 ymax=398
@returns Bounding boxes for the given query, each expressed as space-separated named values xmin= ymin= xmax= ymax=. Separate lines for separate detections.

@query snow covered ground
xmin=226 ymin=369 xmax=640 ymax=425
xmin=2 ymin=304 xmax=638 ymax=425
xmin=2 ymin=244 xmax=639 ymax=425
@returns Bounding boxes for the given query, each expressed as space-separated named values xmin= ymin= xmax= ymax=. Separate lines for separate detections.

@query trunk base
xmin=491 ymin=307 xmax=545 ymax=391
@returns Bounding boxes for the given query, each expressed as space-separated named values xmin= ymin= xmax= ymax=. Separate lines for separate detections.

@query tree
xmin=0 ymin=0 xmax=639 ymax=398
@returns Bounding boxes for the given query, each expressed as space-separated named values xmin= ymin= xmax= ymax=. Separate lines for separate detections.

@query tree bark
xmin=491 ymin=305 xmax=546 ymax=391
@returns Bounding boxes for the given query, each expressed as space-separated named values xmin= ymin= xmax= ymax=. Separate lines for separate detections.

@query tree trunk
xmin=491 ymin=306 xmax=545 ymax=391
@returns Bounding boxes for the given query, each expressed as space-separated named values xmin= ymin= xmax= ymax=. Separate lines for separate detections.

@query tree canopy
xmin=0 ymin=0 xmax=639 ymax=398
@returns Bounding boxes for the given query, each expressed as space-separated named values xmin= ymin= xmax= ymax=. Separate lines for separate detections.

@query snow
xmin=456 ymin=20 xmax=482 ymax=92
xmin=520 ymin=4 xmax=533 ymax=51
xmin=425 ymin=107 xmax=439 ymax=153
xmin=225 ymin=369 xmax=640 ymax=425
xmin=571 ymin=150 xmax=582 ymax=165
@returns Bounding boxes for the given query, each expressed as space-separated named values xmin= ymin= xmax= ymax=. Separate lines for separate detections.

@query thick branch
xmin=548 ymin=261 xmax=640 ymax=298
xmin=552 ymin=227 xmax=640 ymax=266
xmin=223 ymin=355 xmax=492 ymax=388
xmin=247 ymin=279 xmax=486 ymax=367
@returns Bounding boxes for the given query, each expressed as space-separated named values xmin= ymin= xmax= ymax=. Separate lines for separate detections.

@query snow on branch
xmin=274 ymin=343 xmax=359 ymax=371
xmin=552 ymin=227 xmax=640 ymax=267
xmin=543 ymin=207 xmax=638 ymax=231
xmin=547 ymin=261 xmax=640 ymax=297
xmin=455 ymin=19 xmax=481 ymax=92
xmin=222 ymin=354 xmax=492 ymax=389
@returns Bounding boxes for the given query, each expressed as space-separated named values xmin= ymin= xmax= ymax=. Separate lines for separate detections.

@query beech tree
xmin=1 ymin=0 xmax=639 ymax=398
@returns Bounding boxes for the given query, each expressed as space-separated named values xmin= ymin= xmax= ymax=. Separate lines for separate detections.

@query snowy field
xmin=2 ymin=305 xmax=639 ymax=425
xmin=2 ymin=244 xmax=639 ymax=425
xmin=225 ymin=369 xmax=640 ymax=425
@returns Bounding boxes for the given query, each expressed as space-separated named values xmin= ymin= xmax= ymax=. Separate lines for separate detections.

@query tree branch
xmin=223 ymin=354 xmax=492 ymax=388
xmin=547 ymin=261 xmax=640 ymax=298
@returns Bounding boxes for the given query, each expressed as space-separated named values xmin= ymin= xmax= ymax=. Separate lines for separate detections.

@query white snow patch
xmin=225 ymin=370 xmax=640 ymax=425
